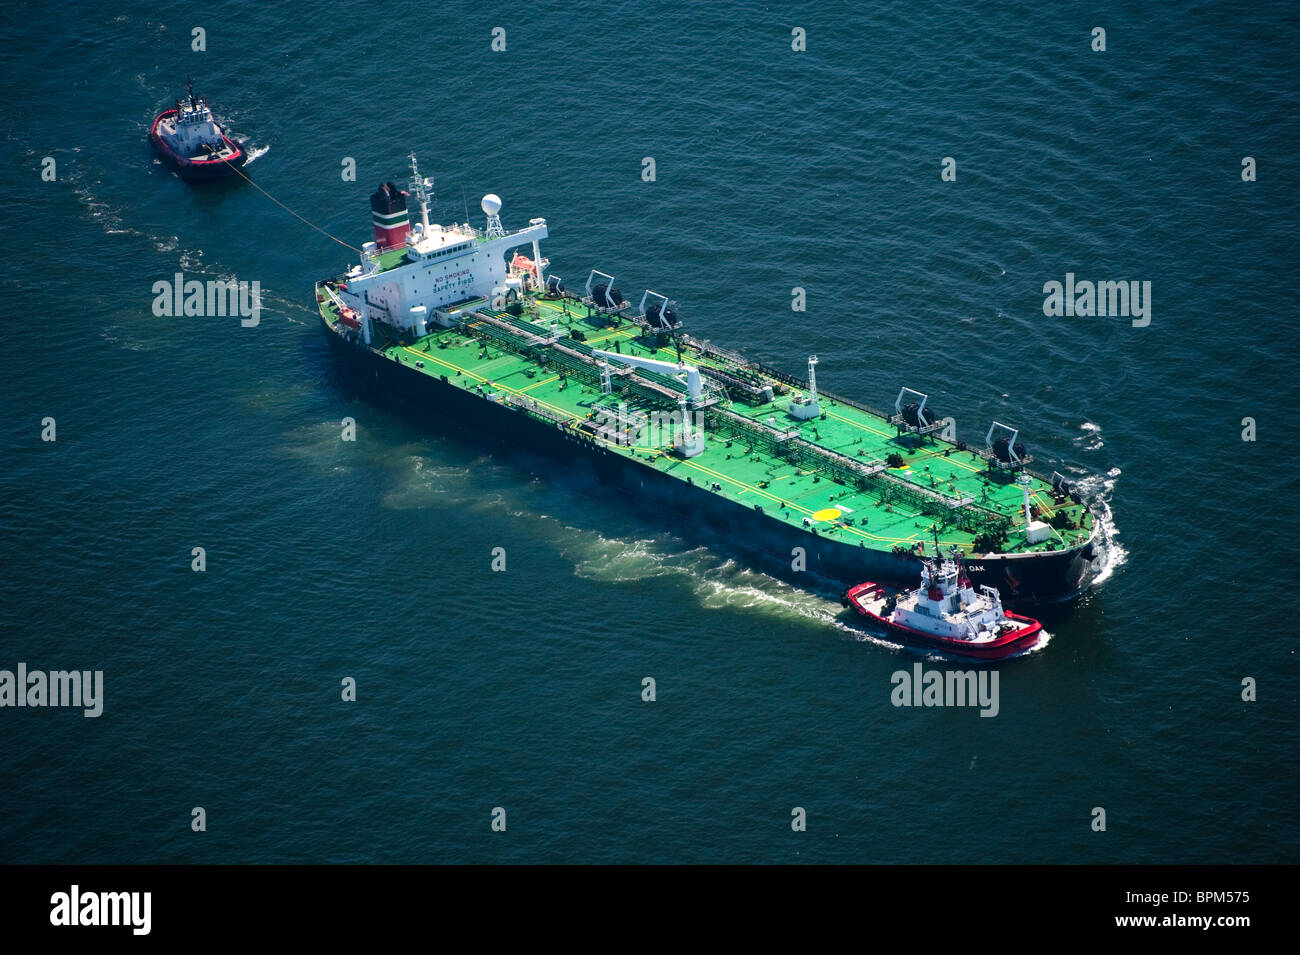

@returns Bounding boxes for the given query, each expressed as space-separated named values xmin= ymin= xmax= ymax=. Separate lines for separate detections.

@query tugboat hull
xmin=842 ymin=581 xmax=1043 ymax=660
xmin=149 ymin=109 xmax=245 ymax=180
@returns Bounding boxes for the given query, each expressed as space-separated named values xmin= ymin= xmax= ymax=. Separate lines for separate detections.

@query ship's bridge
xmin=337 ymin=164 xmax=551 ymax=343
xmin=407 ymin=224 xmax=478 ymax=260
xmin=161 ymin=100 xmax=223 ymax=151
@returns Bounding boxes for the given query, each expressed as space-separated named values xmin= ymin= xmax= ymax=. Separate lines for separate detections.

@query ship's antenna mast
xmin=1017 ymin=473 xmax=1034 ymax=532
xmin=484 ymin=199 xmax=505 ymax=239
xmin=408 ymin=152 xmax=433 ymax=232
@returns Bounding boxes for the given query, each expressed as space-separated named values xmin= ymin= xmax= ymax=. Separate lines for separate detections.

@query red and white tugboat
xmin=843 ymin=549 xmax=1042 ymax=660
xmin=149 ymin=78 xmax=245 ymax=180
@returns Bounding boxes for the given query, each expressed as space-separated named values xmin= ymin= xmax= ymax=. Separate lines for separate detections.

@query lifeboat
xmin=510 ymin=253 xmax=540 ymax=281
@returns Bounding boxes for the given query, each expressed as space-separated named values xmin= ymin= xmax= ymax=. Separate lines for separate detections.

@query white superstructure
xmin=886 ymin=552 xmax=1016 ymax=642
xmin=156 ymin=80 xmax=235 ymax=159
xmin=335 ymin=156 xmax=548 ymax=344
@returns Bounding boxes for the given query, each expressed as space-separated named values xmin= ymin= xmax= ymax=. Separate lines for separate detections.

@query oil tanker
xmin=317 ymin=156 xmax=1105 ymax=602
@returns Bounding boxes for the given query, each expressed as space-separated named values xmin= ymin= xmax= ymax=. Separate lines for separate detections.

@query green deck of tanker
xmin=319 ymin=282 xmax=1094 ymax=557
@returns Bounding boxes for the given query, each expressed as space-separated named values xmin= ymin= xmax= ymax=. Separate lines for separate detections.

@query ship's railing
xmin=501 ymin=393 xmax=571 ymax=425
xmin=321 ymin=284 xmax=348 ymax=316
xmin=702 ymin=408 xmax=1012 ymax=535
xmin=691 ymin=338 xmax=1063 ymax=494
xmin=888 ymin=413 xmax=944 ymax=435
xmin=700 ymin=365 xmax=767 ymax=402
xmin=544 ymin=336 xmax=693 ymax=409
xmin=811 ymin=386 xmax=899 ymax=427
xmin=686 ymin=337 xmax=754 ymax=369
xmin=634 ymin=367 xmax=688 ymax=395
xmin=453 ymin=312 xmax=542 ymax=357
xmin=446 ymin=305 xmax=1050 ymax=518
xmin=451 ymin=304 xmax=714 ymax=418
xmin=429 ymin=223 xmax=483 ymax=241
xmin=476 ymin=306 xmax=555 ymax=341
xmin=968 ymin=445 xmax=1035 ymax=469
xmin=693 ymin=339 xmax=899 ymax=420
xmin=580 ymin=297 xmax=636 ymax=318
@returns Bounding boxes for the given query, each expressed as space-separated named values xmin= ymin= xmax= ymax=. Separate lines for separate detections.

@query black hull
xmin=322 ymin=319 xmax=1101 ymax=604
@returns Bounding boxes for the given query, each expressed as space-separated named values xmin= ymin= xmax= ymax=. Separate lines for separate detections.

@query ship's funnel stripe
xmin=372 ymin=210 xmax=410 ymax=226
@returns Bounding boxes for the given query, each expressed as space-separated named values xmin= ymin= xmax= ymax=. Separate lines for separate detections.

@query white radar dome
xmin=481 ymin=194 xmax=502 ymax=216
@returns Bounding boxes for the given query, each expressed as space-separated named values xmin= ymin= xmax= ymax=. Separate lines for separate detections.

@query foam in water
xmin=565 ymin=532 xmax=845 ymax=625
xmin=72 ymin=177 xmax=141 ymax=239
xmin=1074 ymin=421 xmax=1105 ymax=450
xmin=377 ymin=452 xmax=476 ymax=510
xmin=1073 ymin=467 xmax=1127 ymax=588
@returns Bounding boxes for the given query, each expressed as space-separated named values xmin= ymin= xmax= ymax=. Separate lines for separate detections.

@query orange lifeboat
xmin=510 ymin=253 xmax=539 ymax=278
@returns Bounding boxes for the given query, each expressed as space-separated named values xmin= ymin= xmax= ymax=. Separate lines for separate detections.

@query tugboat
xmin=843 ymin=548 xmax=1042 ymax=660
xmin=149 ymin=78 xmax=245 ymax=180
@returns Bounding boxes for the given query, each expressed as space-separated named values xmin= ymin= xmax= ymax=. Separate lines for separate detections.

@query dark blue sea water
xmin=1 ymin=1 xmax=1296 ymax=863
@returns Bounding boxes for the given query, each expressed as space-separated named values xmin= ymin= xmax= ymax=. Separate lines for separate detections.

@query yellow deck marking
xmin=822 ymin=409 xmax=893 ymax=439
xmin=393 ymin=346 xmax=487 ymax=383
xmin=814 ymin=410 xmax=1006 ymax=486
xmin=520 ymin=375 xmax=559 ymax=393
xmin=585 ymin=328 xmax=636 ymax=346
xmin=673 ymin=456 xmax=951 ymax=546
xmin=939 ymin=455 xmax=982 ymax=474
xmin=398 ymin=345 xmax=580 ymax=423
